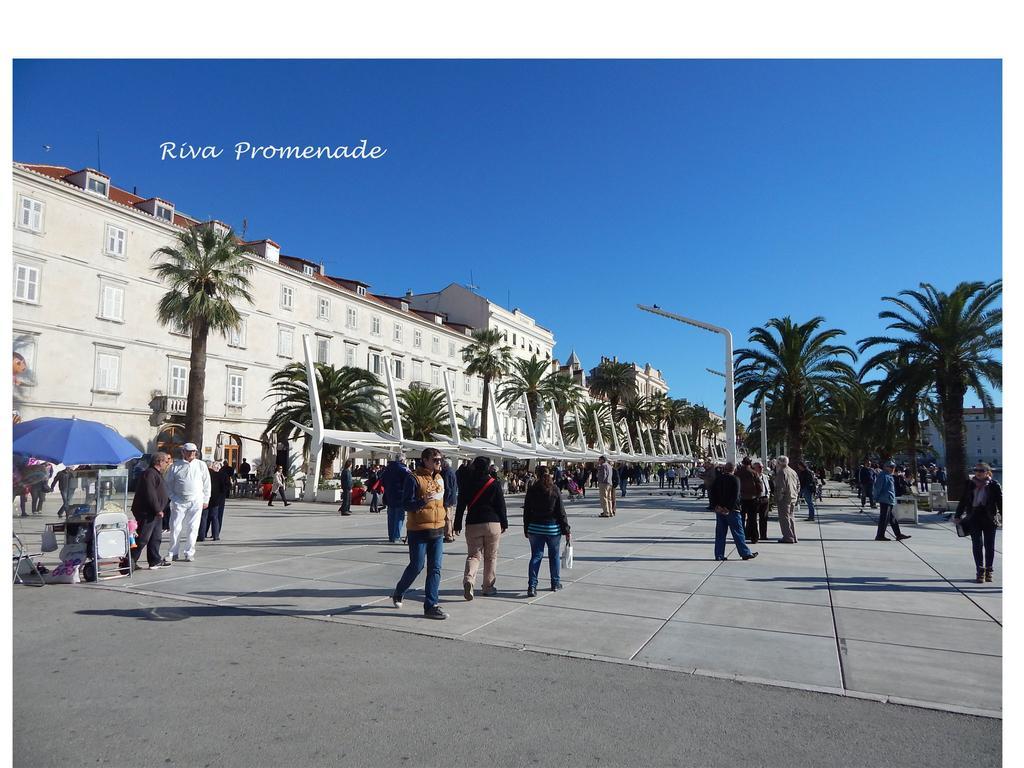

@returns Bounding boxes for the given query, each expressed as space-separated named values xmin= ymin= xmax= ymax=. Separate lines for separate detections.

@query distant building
xmin=923 ymin=408 xmax=1002 ymax=467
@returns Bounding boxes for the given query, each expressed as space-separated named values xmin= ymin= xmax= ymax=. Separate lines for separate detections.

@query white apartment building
xmin=11 ymin=162 xmax=510 ymax=470
xmin=409 ymin=283 xmax=557 ymax=441
xmin=588 ymin=356 xmax=670 ymax=402
xmin=924 ymin=407 xmax=1002 ymax=467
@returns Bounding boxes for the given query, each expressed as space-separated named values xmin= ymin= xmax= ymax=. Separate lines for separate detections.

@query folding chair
xmin=90 ymin=511 xmax=133 ymax=581
xmin=13 ymin=533 xmax=46 ymax=586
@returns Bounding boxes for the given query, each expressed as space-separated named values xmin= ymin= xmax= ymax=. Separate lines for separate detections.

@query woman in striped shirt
xmin=523 ymin=465 xmax=571 ymax=597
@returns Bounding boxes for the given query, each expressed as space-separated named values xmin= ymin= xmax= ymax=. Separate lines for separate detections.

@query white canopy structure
xmin=290 ymin=334 xmax=693 ymax=500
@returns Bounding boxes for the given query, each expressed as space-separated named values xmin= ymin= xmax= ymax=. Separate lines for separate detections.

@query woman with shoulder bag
xmin=454 ymin=456 xmax=508 ymax=599
xmin=954 ymin=463 xmax=1002 ymax=583
xmin=523 ymin=465 xmax=571 ymax=597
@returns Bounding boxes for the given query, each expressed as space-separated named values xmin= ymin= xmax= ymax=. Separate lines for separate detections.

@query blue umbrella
xmin=13 ymin=417 xmax=143 ymax=466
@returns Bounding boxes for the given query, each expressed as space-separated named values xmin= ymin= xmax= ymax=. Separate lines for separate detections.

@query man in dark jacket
xmin=130 ymin=452 xmax=172 ymax=569
xmin=709 ymin=462 xmax=757 ymax=562
xmin=857 ymin=460 xmax=876 ymax=509
xmin=735 ymin=457 xmax=761 ymax=543
xmin=796 ymin=461 xmax=818 ymax=521
xmin=441 ymin=458 xmax=459 ymax=542
xmin=381 ymin=454 xmax=416 ymax=543
xmin=338 ymin=459 xmax=354 ymax=516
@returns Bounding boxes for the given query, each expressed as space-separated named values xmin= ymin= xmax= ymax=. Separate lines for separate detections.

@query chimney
xmin=244 ymin=239 xmax=280 ymax=263
xmin=405 ymin=289 xmax=413 ymax=299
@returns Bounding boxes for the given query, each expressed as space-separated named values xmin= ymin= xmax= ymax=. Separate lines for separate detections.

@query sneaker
xmin=424 ymin=605 xmax=448 ymax=620
xmin=526 ymin=586 xmax=537 ymax=597
xmin=182 ymin=555 xmax=194 ymax=562
xmin=551 ymin=583 xmax=563 ymax=591
xmin=152 ymin=559 xmax=171 ymax=569
xmin=463 ymin=582 xmax=474 ymax=601
xmin=390 ymin=593 xmax=403 ymax=609
xmin=874 ymin=536 xmax=892 ymax=541
xmin=171 ymin=554 xmax=181 ymax=561
xmin=896 ymin=534 xmax=911 ymax=541
xmin=481 ymin=587 xmax=497 ymax=597
xmin=984 ymin=569 xmax=993 ymax=583
xmin=741 ymin=552 xmax=759 ymax=561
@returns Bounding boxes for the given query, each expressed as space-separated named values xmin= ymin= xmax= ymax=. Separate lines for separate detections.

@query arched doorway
xmin=222 ymin=434 xmax=242 ymax=470
xmin=155 ymin=424 xmax=185 ymax=456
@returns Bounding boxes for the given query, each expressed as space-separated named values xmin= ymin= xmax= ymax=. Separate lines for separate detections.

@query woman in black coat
xmin=954 ymin=463 xmax=1002 ymax=583
xmin=523 ymin=465 xmax=571 ymax=597
xmin=454 ymin=456 xmax=508 ymax=599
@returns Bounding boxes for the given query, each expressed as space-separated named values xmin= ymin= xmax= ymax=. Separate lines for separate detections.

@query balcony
xmin=152 ymin=395 xmax=188 ymax=418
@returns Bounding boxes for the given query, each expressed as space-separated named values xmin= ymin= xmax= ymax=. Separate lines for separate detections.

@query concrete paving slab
xmin=577 ymin=565 xmax=706 ymax=593
xmin=827 ymin=584 xmax=992 ymax=619
xmin=132 ymin=569 xmax=300 ymax=601
xmin=841 ymin=638 xmax=1002 ymax=712
xmin=694 ymin=574 xmax=834 ymax=606
xmin=834 ymin=607 xmax=1001 ymax=655
xmin=670 ymin=594 xmax=836 ymax=637
xmin=469 ymin=603 xmax=664 ymax=659
xmin=539 ymin=580 xmax=689 ymax=619
xmin=635 ymin=621 xmax=843 ymax=689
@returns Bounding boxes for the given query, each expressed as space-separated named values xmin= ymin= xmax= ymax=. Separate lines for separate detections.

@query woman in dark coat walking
xmin=454 ymin=456 xmax=508 ymax=599
xmin=954 ymin=462 xmax=1002 ymax=583
xmin=523 ymin=465 xmax=571 ymax=597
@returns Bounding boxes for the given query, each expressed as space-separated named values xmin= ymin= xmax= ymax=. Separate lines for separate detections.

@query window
xmin=394 ymin=323 xmax=403 ymax=343
xmin=228 ymin=373 xmax=244 ymax=405
xmin=431 ymin=366 xmax=441 ymax=386
xmin=277 ymin=327 xmax=294 ymax=358
xmin=477 ymin=378 xmax=483 ymax=395
xmin=371 ymin=315 xmax=381 ymax=336
xmin=412 ymin=360 xmax=423 ymax=382
xmin=228 ymin=318 xmax=247 ymax=348
xmin=368 ymin=352 xmax=383 ymax=376
xmin=169 ymin=363 xmax=188 ymax=397
xmin=316 ymin=337 xmax=330 ymax=364
xmin=392 ymin=358 xmax=405 ymax=380
xmin=280 ymin=285 xmax=294 ymax=310
xmin=18 ymin=196 xmax=44 ymax=233
xmin=448 ymin=341 xmax=456 ymax=357
xmin=318 ymin=297 xmax=331 ymax=320
xmin=87 ymin=177 xmax=108 ymax=196
xmin=99 ymin=283 xmax=125 ymax=322
xmin=154 ymin=204 xmax=173 ymax=222
xmin=464 ymin=375 xmax=472 ymax=395
xmin=345 ymin=344 xmax=356 ymax=367
xmin=356 ymin=286 xmax=367 ymax=297
xmin=449 ymin=371 xmax=457 ymax=392
xmin=512 ymin=333 xmax=516 ymax=345
xmin=13 ymin=263 xmax=40 ymax=303
xmin=94 ymin=348 xmax=121 ymax=393
xmin=303 ymin=264 xmax=315 ymax=277
xmin=104 ymin=224 xmax=126 ymax=257
xmin=431 ymin=336 xmax=440 ymax=354
xmin=346 ymin=307 xmax=358 ymax=329
xmin=413 ymin=330 xmax=422 ymax=348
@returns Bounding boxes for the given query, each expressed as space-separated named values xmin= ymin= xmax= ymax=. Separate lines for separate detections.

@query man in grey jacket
xmin=597 ymin=456 xmax=614 ymax=517
xmin=773 ymin=455 xmax=801 ymax=543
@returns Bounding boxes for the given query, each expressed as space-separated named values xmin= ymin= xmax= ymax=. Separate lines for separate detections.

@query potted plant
xmin=260 ymin=475 xmax=274 ymax=500
xmin=351 ymin=477 xmax=366 ymax=505
xmin=316 ymin=479 xmax=342 ymax=504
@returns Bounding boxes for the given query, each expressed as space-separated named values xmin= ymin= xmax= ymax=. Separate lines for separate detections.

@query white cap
xmin=182 ymin=442 xmax=198 ymax=452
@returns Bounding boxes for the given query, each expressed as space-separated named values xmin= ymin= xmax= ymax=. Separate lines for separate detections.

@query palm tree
xmin=564 ymin=401 xmax=613 ymax=449
xmin=496 ymin=355 xmax=554 ymax=427
xmin=546 ymin=373 xmax=585 ymax=436
xmin=860 ymin=353 xmax=934 ymax=482
xmin=263 ymin=363 xmax=384 ymax=481
xmin=858 ymin=281 xmax=1002 ymax=500
xmin=461 ymin=328 xmax=512 ymax=440
xmin=588 ymin=359 xmax=637 ymax=416
xmin=616 ymin=394 xmax=651 ymax=449
xmin=734 ymin=316 xmax=857 ymax=465
xmin=686 ymin=404 xmax=716 ymax=457
xmin=390 ymin=385 xmax=470 ymax=442
xmin=152 ymin=225 xmax=255 ymax=448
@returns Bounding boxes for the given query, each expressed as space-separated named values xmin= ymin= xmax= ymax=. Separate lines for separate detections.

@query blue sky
xmin=13 ymin=59 xmax=1002 ymax=420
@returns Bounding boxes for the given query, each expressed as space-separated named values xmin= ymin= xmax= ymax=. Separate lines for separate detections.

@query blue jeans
xmin=394 ymin=529 xmax=444 ymax=608
xmin=801 ymin=489 xmax=817 ymax=519
xmin=619 ymin=477 xmax=627 ymax=496
xmin=528 ymin=533 xmax=562 ymax=589
xmin=714 ymin=510 xmax=753 ymax=560
xmin=387 ymin=505 xmax=405 ymax=542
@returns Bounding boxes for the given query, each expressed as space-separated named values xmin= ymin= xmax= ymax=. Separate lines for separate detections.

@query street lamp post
xmin=706 ymin=367 xmax=768 ymax=463
xmin=639 ymin=305 xmax=736 ymax=464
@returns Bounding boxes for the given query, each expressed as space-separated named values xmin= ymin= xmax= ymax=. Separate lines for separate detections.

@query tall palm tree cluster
xmin=150 ymin=228 xmax=998 ymax=502
xmin=734 ymin=281 xmax=1001 ymax=501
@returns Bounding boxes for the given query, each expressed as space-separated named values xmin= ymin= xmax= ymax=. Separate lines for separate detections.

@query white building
xmin=11 ymin=162 xmax=519 ymax=470
xmin=409 ymin=283 xmax=557 ymax=441
xmin=923 ymin=408 xmax=1002 ymax=467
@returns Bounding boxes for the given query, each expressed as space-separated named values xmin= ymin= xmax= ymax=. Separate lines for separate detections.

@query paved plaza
xmin=14 ymin=482 xmax=1000 ymax=719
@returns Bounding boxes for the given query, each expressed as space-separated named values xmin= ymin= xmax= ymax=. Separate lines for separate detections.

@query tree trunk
xmin=480 ymin=374 xmax=491 ymax=440
xmin=321 ymin=445 xmax=339 ymax=481
xmin=943 ymin=384 xmax=968 ymax=502
xmin=788 ymin=399 xmax=804 ymax=464
xmin=907 ymin=408 xmax=919 ymax=485
xmin=186 ymin=322 xmax=209 ymax=450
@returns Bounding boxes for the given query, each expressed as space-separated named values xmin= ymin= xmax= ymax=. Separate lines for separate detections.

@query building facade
xmin=12 ymin=163 xmax=517 ymax=470
xmin=923 ymin=408 xmax=1002 ymax=467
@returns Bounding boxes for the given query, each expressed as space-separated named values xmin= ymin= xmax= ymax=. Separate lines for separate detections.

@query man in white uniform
xmin=166 ymin=442 xmax=211 ymax=562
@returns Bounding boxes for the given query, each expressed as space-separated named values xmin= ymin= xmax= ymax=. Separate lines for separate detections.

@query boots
xmin=975 ymin=569 xmax=985 ymax=584
xmin=984 ymin=568 xmax=993 ymax=583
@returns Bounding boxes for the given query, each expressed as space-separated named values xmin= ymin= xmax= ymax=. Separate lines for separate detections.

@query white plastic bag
xmin=561 ymin=543 xmax=574 ymax=569
xmin=41 ymin=528 xmax=58 ymax=552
